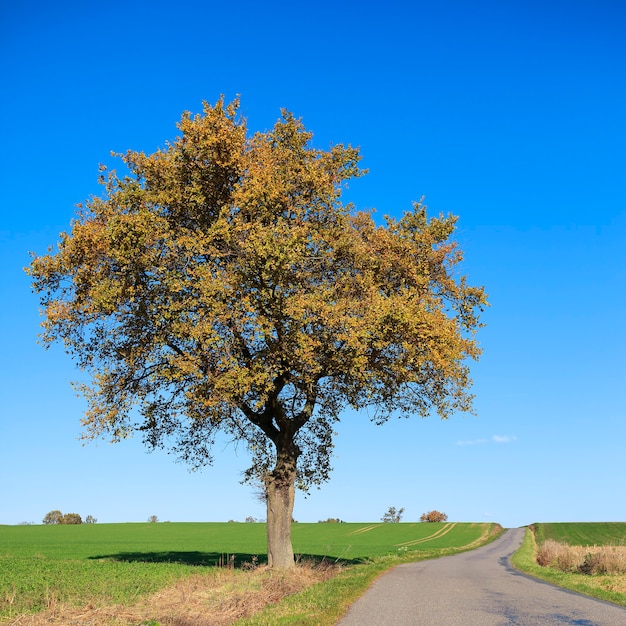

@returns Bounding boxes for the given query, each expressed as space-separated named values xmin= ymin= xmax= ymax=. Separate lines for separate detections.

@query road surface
xmin=337 ymin=527 xmax=626 ymax=625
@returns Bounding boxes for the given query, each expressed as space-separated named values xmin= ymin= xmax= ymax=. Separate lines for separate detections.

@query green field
xmin=0 ymin=521 xmax=497 ymax=622
xmin=511 ymin=522 xmax=626 ymax=608
xmin=532 ymin=522 xmax=626 ymax=547
xmin=1 ymin=521 xmax=490 ymax=563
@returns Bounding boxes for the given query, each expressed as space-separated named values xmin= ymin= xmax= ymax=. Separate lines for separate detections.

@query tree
xmin=27 ymin=97 xmax=487 ymax=569
xmin=420 ymin=510 xmax=448 ymax=522
xmin=85 ymin=515 xmax=97 ymax=524
xmin=382 ymin=506 xmax=405 ymax=523
xmin=42 ymin=510 xmax=63 ymax=525
xmin=61 ymin=513 xmax=82 ymax=524
xmin=148 ymin=515 xmax=159 ymax=523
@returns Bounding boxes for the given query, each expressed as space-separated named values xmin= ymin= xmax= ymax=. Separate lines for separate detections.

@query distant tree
xmin=27 ymin=97 xmax=487 ymax=569
xmin=61 ymin=513 xmax=82 ymax=524
xmin=382 ymin=506 xmax=405 ymax=523
xmin=420 ymin=510 xmax=448 ymax=523
xmin=42 ymin=510 xmax=63 ymax=525
xmin=245 ymin=516 xmax=257 ymax=523
xmin=85 ymin=515 xmax=97 ymax=524
xmin=148 ymin=515 xmax=159 ymax=523
xmin=318 ymin=518 xmax=344 ymax=523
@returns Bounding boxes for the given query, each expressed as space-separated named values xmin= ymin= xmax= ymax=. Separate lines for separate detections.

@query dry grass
xmin=536 ymin=540 xmax=626 ymax=575
xmin=5 ymin=560 xmax=340 ymax=626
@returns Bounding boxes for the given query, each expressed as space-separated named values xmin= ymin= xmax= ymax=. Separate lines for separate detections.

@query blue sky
xmin=1 ymin=0 xmax=625 ymax=529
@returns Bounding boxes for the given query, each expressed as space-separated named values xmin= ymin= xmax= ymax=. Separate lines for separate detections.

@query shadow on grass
xmin=88 ymin=551 xmax=363 ymax=568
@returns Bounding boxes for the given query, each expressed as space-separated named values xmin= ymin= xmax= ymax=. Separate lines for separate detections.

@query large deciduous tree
xmin=28 ymin=97 xmax=487 ymax=569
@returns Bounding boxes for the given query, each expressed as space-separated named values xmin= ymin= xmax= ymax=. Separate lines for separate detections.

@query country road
xmin=337 ymin=528 xmax=626 ymax=625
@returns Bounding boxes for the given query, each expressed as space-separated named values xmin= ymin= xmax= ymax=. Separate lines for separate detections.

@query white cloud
xmin=492 ymin=435 xmax=517 ymax=444
xmin=455 ymin=435 xmax=518 ymax=446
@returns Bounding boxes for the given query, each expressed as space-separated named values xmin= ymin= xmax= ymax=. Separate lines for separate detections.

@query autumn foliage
xmin=420 ymin=510 xmax=448 ymax=523
xmin=28 ymin=97 xmax=486 ymax=567
xmin=42 ymin=510 xmax=83 ymax=524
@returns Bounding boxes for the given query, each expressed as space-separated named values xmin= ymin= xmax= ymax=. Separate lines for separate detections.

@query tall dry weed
xmin=536 ymin=540 xmax=626 ymax=575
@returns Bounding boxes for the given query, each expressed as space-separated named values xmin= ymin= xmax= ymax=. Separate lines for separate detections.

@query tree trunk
xmin=265 ymin=441 xmax=298 ymax=569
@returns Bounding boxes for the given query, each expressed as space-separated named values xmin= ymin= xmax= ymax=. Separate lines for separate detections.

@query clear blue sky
xmin=1 ymin=0 xmax=624 ymax=529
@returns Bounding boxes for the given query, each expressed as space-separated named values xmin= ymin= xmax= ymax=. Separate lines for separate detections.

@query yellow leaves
xmin=27 ymin=96 xmax=487 ymax=477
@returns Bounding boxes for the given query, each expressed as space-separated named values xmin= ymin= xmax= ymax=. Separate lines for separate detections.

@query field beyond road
xmin=532 ymin=522 xmax=626 ymax=547
xmin=0 ymin=521 xmax=500 ymax=624
xmin=511 ymin=522 xmax=626 ymax=608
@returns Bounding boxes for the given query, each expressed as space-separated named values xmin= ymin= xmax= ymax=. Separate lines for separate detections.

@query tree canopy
xmin=382 ymin=506 xmax=405 ymax=523
xmin=42 ymin=510 xmax=63 ymax=525
xmin=420 ymin=510 xmax=449 ymax=522
xmin=28 ymin=97 xmax=487 ymax=567
xmin=42 ymin=510 xmax=83 ymax=524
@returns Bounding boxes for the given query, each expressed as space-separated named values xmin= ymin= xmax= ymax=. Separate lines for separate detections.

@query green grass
xmin=0 ymin=521 xmax=500 ymax=622
xmin=0 ymin=557 xmax=193 ymax=617
xmin=292 ymin=521 xmax=489 ymax=561
xmin=532 ymin=522 xmax=626 ymax=547
xmin=0 ymin=522 xmax=267 ymax=563
xmin=511 ymin=524 xmax=626 ymax=608
xmin=0 ymin=521 xmax=488 ymax=563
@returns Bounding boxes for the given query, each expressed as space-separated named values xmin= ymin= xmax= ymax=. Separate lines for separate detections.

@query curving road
xmin=337 ymin=528 xmax=626 ymax=625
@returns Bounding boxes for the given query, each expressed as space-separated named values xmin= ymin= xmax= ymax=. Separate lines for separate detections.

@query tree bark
xmin=265 ymin=440 xmax=299 ymax=569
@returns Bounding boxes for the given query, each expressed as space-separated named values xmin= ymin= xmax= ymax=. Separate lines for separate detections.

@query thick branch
xmin=238 ymin=401 xmax=279 ymax=443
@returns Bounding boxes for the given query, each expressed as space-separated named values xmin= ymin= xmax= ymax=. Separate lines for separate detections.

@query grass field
xmin=0 ymin=521 xmax=500 ymax=624
xmin=511 ymin=522 xmax=626 ymax=608
xmin=532 ymin=522 xmax=626 ymax=547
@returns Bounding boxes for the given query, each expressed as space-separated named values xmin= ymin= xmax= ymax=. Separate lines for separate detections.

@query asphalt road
xmin=337 ymin=527 xmax=626 ymax=625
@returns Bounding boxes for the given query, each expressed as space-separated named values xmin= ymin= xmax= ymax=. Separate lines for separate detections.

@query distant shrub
xmin=382 ymin=506 xmax=404 ymax=523
xmin=318 ymin=518 xmax=344 ymax=523
xmin=43 ymin=510 xmax=63 ymax=525
xmin=420 ymin=510 xmax=448 ymax=523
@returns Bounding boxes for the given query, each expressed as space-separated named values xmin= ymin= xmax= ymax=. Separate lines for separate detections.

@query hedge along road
xmin=337 ymin=528 xmax=626 ymax=625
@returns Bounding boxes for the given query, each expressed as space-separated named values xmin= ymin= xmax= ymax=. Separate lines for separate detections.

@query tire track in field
xmin=395 ymin=522 xmax=457 ymax=547
xmin=348 ymin=525 xmax=379 ymax=535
